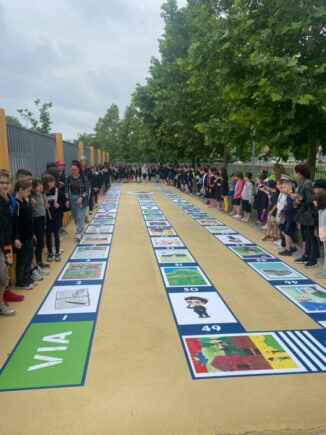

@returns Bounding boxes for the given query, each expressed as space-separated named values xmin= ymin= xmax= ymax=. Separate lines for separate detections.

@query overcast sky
xmin=0 ymin=0 xmax=186 ymax=140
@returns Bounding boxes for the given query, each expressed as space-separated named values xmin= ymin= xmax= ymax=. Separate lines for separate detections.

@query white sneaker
xmin=30 ymin=269 xmax=44 ymax=281
xmin=273 ymin=239 xmax=282 ymax=246
xmin=76 ymin=234 xmax=82 ymax=242
xmin=262 ymin=224 xmax=267 ymax=230
xmin=234 ymin=214 xmax=241 ymax=219
xmin=37 ymin=266 xmax=49 ymax=276
xmin=315 ymin=271 xmax=326 ymax=279
xmin=0 ymin=301 xmax=16 ymax=316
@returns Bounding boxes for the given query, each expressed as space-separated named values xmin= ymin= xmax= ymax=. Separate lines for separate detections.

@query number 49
xmin=202 ymin=325 xmax=221 ymax=332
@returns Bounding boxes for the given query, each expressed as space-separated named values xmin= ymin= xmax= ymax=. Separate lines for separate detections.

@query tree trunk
xmin=306 ymin=143 xmax=317 ymax=179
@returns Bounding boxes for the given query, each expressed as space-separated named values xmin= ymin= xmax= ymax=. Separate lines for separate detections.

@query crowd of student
xmin=2 ymin=159 xmax=326 ymax=317
xmin=109 ymin=164 xmax=162 ymax=183
xmin=0 ymin=157 xmax=111 ymax=316
xmin=167 ymin=163 xmax=326 ymax=278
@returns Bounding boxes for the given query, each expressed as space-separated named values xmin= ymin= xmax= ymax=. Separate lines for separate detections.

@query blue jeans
xmin=70 ymin=195 xmax=86 ymax=235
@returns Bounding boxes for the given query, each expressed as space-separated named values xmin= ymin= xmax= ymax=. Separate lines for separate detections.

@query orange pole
xmin=0 ymin=108 xmax=10 ymax=170
xmin=90 ymin=146 xmax=95 ymax=166
xmin=78 ymin=141 xmax=84 ymax=159
xmin=55 ymin=133 xmax=64 ymax=160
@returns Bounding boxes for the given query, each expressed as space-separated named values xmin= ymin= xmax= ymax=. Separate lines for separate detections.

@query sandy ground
xmin=0 ymin=183 xmax=325 ymax=435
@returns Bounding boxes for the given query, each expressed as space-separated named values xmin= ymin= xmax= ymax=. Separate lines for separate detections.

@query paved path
xmin=0 ymin=184 xmax=325 ymax=435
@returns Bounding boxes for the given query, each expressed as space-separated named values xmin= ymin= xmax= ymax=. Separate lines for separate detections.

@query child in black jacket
xmin=14 ymin=178 xmax=35 ymax=289
xmin=42 ymin=174 xmax=66 ymax=262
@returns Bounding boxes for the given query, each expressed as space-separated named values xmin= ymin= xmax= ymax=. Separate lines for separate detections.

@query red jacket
xmin=234 ymin=179 xmax=244 ymax=199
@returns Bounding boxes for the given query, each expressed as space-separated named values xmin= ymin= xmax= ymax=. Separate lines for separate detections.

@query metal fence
xmin=84 ymin=147 xmax=91 ymax=163
xmin=63 ymin=140 xmax=79 ymax=173
xmin=7 ymin=124 xmax=56 ymax=178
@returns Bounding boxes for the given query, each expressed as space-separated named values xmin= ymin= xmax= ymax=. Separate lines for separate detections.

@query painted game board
xmin=71 ymin=245 xmax=110 ymax=260
xmin=146 ymin=220 xmax=170 ymax=227
xmin=151 ymin=237 xmax=184 ymax=248
xmin=206 ymin=226 xmax=236 ymax=235
xmin=144 ymin=214 xmax=166 ymax=220
xmin=230 ymin=246 xmax=275 ymax=260
xmin=248 ymin=262 xmax=307 ymax=281
xmin=148 ymin=228 xmax=176 ymax=237
xmin=197 ymin=219 xmax=223 ymax=226
xmin=275 ymin=284 xmax=326 ymax=312
xmin=58 ymin=261 xmax=106 ymax=281
xmin=80 ymin=234 xmax=112 ymax=245
xmin=169 ymin=291 xmax=237 ymax=325
xmin=91 ymin=218 xmax=115 ymax=225
xmin=155 ymin=249 xmax=195 ymax=264
xmin=183 ymin=333 xmax=305 ymax=378
xmin=37 ymin=284 xmax=102 ymax=315
xmin=86 ymin=225 xmax=113 ymax=234
xmin=215 ymin=234 xmax=253 ymax=245
xmin=161 ymin=266 xmax=211 ymax=287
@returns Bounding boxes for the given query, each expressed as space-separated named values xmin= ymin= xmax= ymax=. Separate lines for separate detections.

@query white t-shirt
xmin=276 ymin=193 xmax=287 ymax=223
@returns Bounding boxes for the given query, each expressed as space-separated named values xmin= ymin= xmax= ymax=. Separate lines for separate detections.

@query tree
xmin=128 ymin=0 xmax=326 ymax=172
xmin=76 ymin=132 xmax=96 ymax=149
xmin=17 ymin=99 xmax=53 ymax=134
xmin=94 ymin=104 xmax=121 ymax=161
xmin=6 ymin=115 xmax=23 ymax=128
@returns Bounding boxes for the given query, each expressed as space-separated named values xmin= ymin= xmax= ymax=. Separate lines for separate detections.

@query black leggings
xmin=33 ymin=216 xmax=45 ymax=264
xmin=46 ymin=216 xmax=61 ymax=255
xmin=302 ymin=225 xmax=319 ymax=261
xmin=16 ymin=239 xmax=34 ymax=285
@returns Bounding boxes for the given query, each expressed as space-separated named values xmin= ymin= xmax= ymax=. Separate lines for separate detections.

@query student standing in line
xmin=141 ymin=164 xmax=148 ymax=183
xmin=215 ymin=171 xmax=223 ymax=211
xmin=273 ymin=179 xmax=288 ymax=250
xmin=80 ymin=156 xmax=92 ymax=223
xmin=14 ymin=179 xmax=36 ymax=290
xmin=278 ymin=180 xmax=297 ymax=256
xmin=0 ymin=170 xmax=17 ymax=315
xmin=89 ymin=166 xmax=101 ymax=214
xmin=253 ymin=174 xmax=269 ymax=225
xmin=207 ymin=168 xmax=217 ymax=208
xmin=292 ymin=164 xmax=319 ymax=269
xmin=42 ymin=174 xmax=67 ymax=262
xmin=54 ymin=159 xmax=68 ymax=235
xmin=240 ymin=172 xmax=253 ymax=221
xmin=102 ymin=162 xmax=110 ymax=192
xmin=220 ymin=167 xmax=229 ymax=213
xmin=31 ymin=179 xmax=49 ymax=275
xmin=261 ymin=180 xmax=280 ymax=241
xmin=66 ymin=160 xmax=90 ymax=242
xmin=229 ymin=173 xmax=237 ymax=215
xmin=313 ymin=192 xmax=326 ymax=278
xmin=201 ymin=167 xmax=209 ymax=200
xmin=232 ymin=172 xmax=244 ymax=218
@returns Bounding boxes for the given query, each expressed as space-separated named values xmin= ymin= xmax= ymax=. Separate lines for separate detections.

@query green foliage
xmin=17 ymin=99 xmax=53 ymax=134
xmin=76 ymin=132 xmax=96 ymax=149
xmin=6 ymin=115 xmax=23 ymax=128
xmin=76 ymin=0 xmax=326 ymax=173
xmin=126 ymin=0 xmax=326 ymax=173
xmin=94 ymin=104 xmax=121 ymax=160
